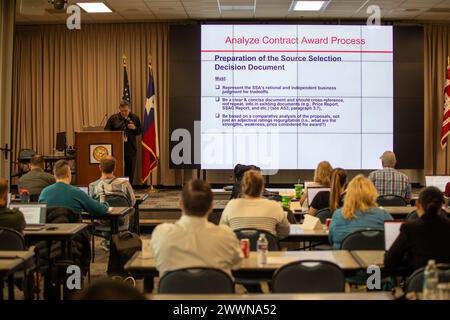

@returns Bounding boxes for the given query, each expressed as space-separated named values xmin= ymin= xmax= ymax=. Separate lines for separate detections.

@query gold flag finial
xmin=148 ymin=54 xmax=153 ymax=69
xmin=122 ymin=54 xmax=127 ymax=67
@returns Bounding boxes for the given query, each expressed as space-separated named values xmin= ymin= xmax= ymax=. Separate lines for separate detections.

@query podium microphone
xmin=99 ymin=113 xmax=108 ymax=127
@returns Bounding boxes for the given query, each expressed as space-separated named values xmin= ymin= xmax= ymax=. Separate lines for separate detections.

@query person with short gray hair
xmin=369 ymin=151 xmax=411 ymax=201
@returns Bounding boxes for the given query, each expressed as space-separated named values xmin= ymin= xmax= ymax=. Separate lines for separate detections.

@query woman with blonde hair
xmin=220 ymin=170 xmax=290 ymax=238
xmin=328 ymin=174 xmax=393 ymax=249
xmin=300 ymin=161 xmax=333 ymax=207
xmin=308 ymin=168 xmax=347 ymax=216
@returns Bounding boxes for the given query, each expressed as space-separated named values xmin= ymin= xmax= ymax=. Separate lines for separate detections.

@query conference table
xmin=133 ymin=193 xmax=149 ymax=234
xmin=0 ymin=250 xmax=35 ymax=300
xmin=147 ymin=292 xmax=394 ymax=300
xmin=125 ymin=250 xmax=361 ymax=293
xmin=82 ymin=206 xmax=133 ymax=235
xmin=23 ymin=223 xmax=88 ymax=260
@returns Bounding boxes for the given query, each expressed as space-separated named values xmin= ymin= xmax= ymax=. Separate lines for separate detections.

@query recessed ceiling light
xmin=76 ymin=2 xmax=112 ymax=13
xmin=292 ymin=1 xmax=328 ymax=12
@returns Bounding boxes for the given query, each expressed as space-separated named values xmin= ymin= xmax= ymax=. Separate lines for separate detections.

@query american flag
xmin=441 ymin=57 xmax=450 ymax=149
xmin=141 ymin=57 xmax=159 ymax=183
xmin=122 ymin=54 xmax=131 ymax=103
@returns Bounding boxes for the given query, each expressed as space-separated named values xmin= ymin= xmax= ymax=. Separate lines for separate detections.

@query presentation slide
xmin=200 ymin=25 xmax=393 ymax=170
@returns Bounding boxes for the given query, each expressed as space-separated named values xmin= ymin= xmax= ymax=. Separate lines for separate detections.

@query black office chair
xmin=340 ymin=229 xmax=386 ymax=287
xmin=406 ymin=209 xmax=448 ymax=220
xmin=377 ymin=195 xmax=407 ymax=207
xmin=234 ymin=228 xmax=280 ymax=251
xmin=316 ymin=208 xmax=331 ymax=224
xmin=272 ymin=260 xmax=345 ymax=293
xmin=405 ymin=264 xmax=450 ymax=293
xmin=0 ymin=228 xmax=36 ymax=299
xmin=0 ymin=227 xmax=26 ymax=250
xmin=158 ymin=268 xmax=235 ymax=294
xmin=340 ymin=229 xmax=385 ymax=251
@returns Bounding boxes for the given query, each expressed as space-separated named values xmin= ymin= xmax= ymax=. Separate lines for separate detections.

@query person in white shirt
xmin=150 ymin=179 xmax=242 ymax=277
xmin=220 ymin=170 xmax=290 ymax=239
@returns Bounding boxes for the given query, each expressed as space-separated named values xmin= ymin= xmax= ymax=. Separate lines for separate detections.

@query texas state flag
xmin=141 ymin=60 xmax=159 ymax=182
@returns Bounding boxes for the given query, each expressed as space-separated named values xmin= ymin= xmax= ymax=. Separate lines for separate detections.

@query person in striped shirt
xmin=369 ymin=151 xmax=412 ymax=202
xmin=220 ymin=170 xmax=290 ymax=238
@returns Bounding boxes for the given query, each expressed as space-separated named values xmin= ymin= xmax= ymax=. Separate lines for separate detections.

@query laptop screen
xmin=307 ymin=187 xmax=330 ymax=207
xmin=425 ymin=176 xmax=450 ymax=192
xmin=9 ymin=204 xmax=46 ymax=225
xmin=384 ymin=221 xmax=404 ymax=250
xmin=78 ymin=187 xmax=88 ymax=194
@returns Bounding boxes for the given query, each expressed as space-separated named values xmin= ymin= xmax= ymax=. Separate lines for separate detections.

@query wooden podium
xmin=75 ymin=131 xmax=124 ymax=186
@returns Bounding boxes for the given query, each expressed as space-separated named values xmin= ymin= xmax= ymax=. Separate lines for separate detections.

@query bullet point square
xmin=215 ymin=85 xmax=220 ymax=89
xmin=215 ymin=113 xmax=220 ymax=118
xmin=215 ymin=97 xmax=220 ymax=102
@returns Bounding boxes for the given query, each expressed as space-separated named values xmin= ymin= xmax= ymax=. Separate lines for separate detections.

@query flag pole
xmin=444 ymin=56 xmax=450 ymax=175
xmin=146 ymin=54 xmax=158 ymax=193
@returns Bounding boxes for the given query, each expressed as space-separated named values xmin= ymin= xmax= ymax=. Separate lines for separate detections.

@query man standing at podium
xmin=104 ymin=100 xmax=142 ymax=184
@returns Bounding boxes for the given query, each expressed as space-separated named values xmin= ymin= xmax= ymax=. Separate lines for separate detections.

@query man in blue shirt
xmin=39 ymin=160 xmax=108 ymax=216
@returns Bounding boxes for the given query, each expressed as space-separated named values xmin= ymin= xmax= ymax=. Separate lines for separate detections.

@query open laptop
xmin=307 ymin=187 xmax=330 ymax=207
xmin=9 ymin=203 xmax=46 ymax=228
xmin=384 ymin=221 xmax=404 ymax=250
xmin=78 ymin=186 xmax=89 ymax=194
xmin=425 ymin=176 xmax=450 ymax=192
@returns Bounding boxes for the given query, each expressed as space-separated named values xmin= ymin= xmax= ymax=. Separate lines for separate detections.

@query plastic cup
xmin=326 ymin=218 xmax=332 ymax=230
xmin=281 ymin=195 xmax=292 ymax=209
xmin=294 ymin=184 xmax=303 ymax=199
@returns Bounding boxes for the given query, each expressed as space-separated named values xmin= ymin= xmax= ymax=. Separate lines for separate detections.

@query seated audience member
xmin=309 ymin=168 xmax=347 ymax=216
xmin=18 ymin=154 xmax=55 ymax=199
xmin=369 ymin=151 xmax=411 ymax=202
xmin=220 ymin=170 xmax=290 ymax=238
xmin=385 ymin=187 xmax=450 ymax=270
xmin=0 ymin=178 xmax=25 ymax=233
xmin=74 ymin=278 xmax=145 ymax=300
xmin=300 ymin=160 xmax=333 ymax=207
xmin=329 ymin=175 xmax=393 ymax=249
xmin=89 ymin=156 xmax=136 ymax=206
xmin=39 ymin=160 xmax=108 ymax=215
xmin=150 ymin=179 xmax=242 ymax=277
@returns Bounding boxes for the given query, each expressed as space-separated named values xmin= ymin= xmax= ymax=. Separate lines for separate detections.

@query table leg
xmin=8 ymin=274 xmax=15 ymax=300
xmin=143 ymin=275 xmax=154 ymax=293
xmin=111 ymin=218 xmax=119 ymax=235
xmin=133 ymin=203 xmax=140 ymax=235
xmin=0 ymin=276 xmax=4 ymax=300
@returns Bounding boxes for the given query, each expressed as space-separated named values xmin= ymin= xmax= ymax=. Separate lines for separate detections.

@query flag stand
xmin=147 ymin=171 xmax=158 ymax=193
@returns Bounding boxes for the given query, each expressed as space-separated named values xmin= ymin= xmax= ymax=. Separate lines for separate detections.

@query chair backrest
xmin=340 ymin=229 xmax=385 ymax=250
xmin=272 ymin=260 xmax=345 ymax=293
xmin=233 ymin=228 xmax=280 ymax=251
xmin=0 ymin=227 xmax=26 ymax=250
xmin=47 ymin=206 xmax=82 ymax=223
xmin=158 ymin=268 xmax=235 ymax=294
xmin=407 ymin=209 xmax=448 ymax=221
xmin=406 ymin=264 xmax=450 ymax=293
xmin=105 ymin=194 xmax=131 ymax=207
xmin=18 ymin=148 xmax=35 ymax=159
xmin=316 ymin=208 xmax=331 ymax=224
xmin=377 ymin=195 xmax=407 ymax=206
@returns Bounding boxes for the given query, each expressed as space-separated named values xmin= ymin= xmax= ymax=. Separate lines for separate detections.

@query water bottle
xmin=19 ymin=188 xmax=30 ymax=203
xmin=423 ymin=259 xmax=439 ymax=300
xmin=257 ymin=233 xmax=268 ymax=265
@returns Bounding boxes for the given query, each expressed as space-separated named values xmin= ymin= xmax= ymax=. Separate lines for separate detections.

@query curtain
xmin=424 ymin=24 xmax=450 ymax=175
xmin=12 ymin=23 xmax=178 ymax=185
xmin=0 ymin=0 xmax=15 ymax=179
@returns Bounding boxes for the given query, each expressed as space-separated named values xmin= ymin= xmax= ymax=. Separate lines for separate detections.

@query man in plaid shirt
xmin=369 ymin=151 xmax=412 ymax=201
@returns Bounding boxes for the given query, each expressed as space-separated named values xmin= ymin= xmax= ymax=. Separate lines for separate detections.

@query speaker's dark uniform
xmin=104 ymin=113 xmax=142 ymax=184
